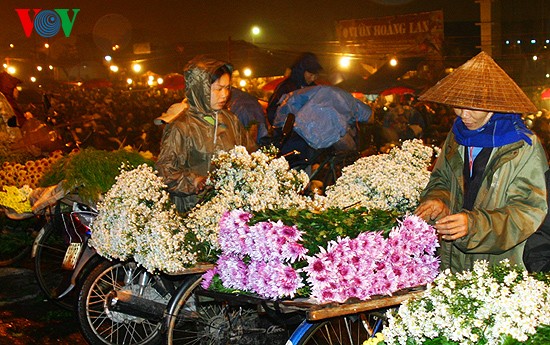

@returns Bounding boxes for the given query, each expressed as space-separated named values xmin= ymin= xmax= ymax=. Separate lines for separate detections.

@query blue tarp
xmin=273 ymin=85 xmax=372 ymax=149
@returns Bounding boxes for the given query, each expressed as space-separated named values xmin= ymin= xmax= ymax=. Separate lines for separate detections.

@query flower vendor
xmin=156 ymin=56 xmax=255 ymax=212
xmin=415 ymin=51 xmax=548 ymax=273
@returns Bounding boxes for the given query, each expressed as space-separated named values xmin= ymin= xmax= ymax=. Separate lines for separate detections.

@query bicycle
xmin=164 ymin=273 xmax=300 ymax=345
xmin=75 ymin=258 xmax=205 ymax=345
xmin=163 ymin=271 xmax=425 ymax=344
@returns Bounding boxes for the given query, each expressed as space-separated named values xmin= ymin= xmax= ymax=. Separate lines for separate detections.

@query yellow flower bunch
xmin=0 ymin=150 xmax=64 ymax=189
xmin=0 ymin=185 xmax=33 ymax=213
xmin=123 ymin=145 xmax=155 ymax=161
xmin=362 ymin=333 xmax=384 ymax=345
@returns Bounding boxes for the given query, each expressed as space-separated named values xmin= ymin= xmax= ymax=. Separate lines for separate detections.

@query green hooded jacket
xmin=420 ymin=131 xmax=548 ymax=272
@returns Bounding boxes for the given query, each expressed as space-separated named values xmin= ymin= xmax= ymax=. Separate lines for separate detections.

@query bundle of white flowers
xmin=383 ymin=259 xmax=550 ymax=345
xmin=185 ymin=146 xmax=311 ymax=248
xmin=90 ymin=164 xmax=197 ymax=272
xmin=318 ymin=139 xmax=434 ymax=213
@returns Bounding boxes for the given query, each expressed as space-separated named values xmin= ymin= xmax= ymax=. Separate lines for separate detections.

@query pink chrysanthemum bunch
xmin=203 ymin=209 xmax=308 ymax=299
xmin=303 ymin=214 xmax=440 ymax=303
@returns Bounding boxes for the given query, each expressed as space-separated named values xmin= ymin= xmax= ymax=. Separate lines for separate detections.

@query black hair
xmin=292 ymin=52 xmax=322 ymax=74
xmin=210 ymin=64 xmax=233 ymax=84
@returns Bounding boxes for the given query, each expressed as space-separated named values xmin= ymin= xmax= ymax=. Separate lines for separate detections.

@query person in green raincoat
xmin=156 ymin=56 xmax=255 ymax=212
xmin=415 ymin=51 xmax=548 ymax=273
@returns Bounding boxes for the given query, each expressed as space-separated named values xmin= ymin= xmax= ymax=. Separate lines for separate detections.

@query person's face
xmin=454 ymin=107 xmax=493 ymax=130
xmin=304 ymin=71 xmax=318 ymax=85
xmin=210 ymin=73 xmax=231 ymax=111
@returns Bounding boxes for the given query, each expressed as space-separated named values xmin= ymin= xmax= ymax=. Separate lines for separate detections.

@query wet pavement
xmin=0 ymin=267 xmax=40 ymax=306
xmin=0 ymin=258 xmax=86 ymax=344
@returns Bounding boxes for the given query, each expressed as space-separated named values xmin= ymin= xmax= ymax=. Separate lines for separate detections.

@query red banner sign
xmin=336 ymin=11 xmax=444 ymax=56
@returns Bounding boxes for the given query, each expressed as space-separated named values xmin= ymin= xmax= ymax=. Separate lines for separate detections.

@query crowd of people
xmin=1 ymin=51 xmax=550 ymax=273
xmin=0 ymin=78 xmax=185 ymax=157
xmin=0 ymin=61 xmax=474 ymax=164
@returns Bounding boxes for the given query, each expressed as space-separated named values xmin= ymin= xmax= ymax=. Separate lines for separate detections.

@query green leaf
xmin=39 ymin=148 xmax=154 ymax=203
xmin=250 ymin=207 xmax=401 ymax=254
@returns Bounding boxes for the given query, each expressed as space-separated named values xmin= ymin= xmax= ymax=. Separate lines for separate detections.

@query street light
xmin=339 ymin=56 xmax=352 ymax=69
xmin=251 ymin=26 xmax=260 ymax=44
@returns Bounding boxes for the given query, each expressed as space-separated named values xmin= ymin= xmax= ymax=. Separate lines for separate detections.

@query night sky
xmin=0 ymin=0 xmax=495 ymax=49
xmin=1 ymin=1 xmax=548 ymax=50
xmin=1 ymin=0 xmax=548 ymax=78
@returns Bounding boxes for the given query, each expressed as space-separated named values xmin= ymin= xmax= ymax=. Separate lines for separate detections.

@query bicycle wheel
xmin=76 ymin=259 xmax=168 ymax=345
xmin=33 ymin=221 xmax=74 ymax=310
xmin=289 ymin=311 xmax=388 ymax=345
xmin=0 ymin=215 xmax=37 ymax=266
xmin=164 ymin=274 xmax=203 ymax=345
xmin=166 ymin=279 xmax=293 ymax=345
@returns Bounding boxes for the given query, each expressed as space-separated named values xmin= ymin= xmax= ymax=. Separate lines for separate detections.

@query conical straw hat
xmin=419 ymin=51 xmax=537 ymax=114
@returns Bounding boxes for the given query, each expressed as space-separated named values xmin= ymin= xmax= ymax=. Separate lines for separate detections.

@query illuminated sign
xmin=336 ymin=11 xmax=444 ymax=56
xmin=15 ymin=9 xmax=80 ymax=38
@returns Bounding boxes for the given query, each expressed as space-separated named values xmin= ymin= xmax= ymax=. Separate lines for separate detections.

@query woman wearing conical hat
xmin=415 ymin=51 xmax=548 ymax=273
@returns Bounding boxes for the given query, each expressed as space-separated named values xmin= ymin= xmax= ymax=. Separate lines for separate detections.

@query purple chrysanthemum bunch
xmin=203 ymin=209 xmax=308 ymax=299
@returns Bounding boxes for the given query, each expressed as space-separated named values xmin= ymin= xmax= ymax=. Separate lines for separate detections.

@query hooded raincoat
xmin=421 ymin=131 xmax=548 ymax=272
xmin=156 ymin=57 xmax=252 ymax=212
xmin=266 ymin=52 xmax=322 ymax=125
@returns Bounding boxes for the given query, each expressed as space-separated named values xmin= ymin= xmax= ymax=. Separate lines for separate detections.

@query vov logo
xmin=16 ymin=9 xmax=80 ymax=38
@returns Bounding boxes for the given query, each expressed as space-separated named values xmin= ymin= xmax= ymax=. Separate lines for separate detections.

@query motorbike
xmin=31 ymin=193 xmax=99 ymax=310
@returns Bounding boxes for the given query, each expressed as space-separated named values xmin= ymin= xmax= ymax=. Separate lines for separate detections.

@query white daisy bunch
xmin=90 ymin=164 xmax=197 ymax=272
xmin=319 ymin=139 xmax=433 ymax=212
xmin=185 ymin=146 xmax=311 ymax=248
xmin=383 ymin=259 xmax=550 ymax=345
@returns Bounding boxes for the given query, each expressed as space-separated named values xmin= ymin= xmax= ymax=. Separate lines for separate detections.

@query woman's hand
xmin=193 ymin=176 xmax=208 ymax=192
xmin=415 ymin=199 xmax=450 ymax=222
xmin=435 ymin=213 xmax=469 ymax=240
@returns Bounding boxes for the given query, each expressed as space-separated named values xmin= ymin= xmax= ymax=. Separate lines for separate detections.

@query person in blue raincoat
xmin=265 ymin=52 xmax=323 ymax=167
xmin=227 ymin=87 xmax=268 ymax=144
xmin=266 ymin=52 xmax=323 ymax=126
